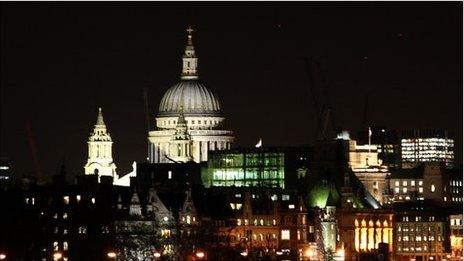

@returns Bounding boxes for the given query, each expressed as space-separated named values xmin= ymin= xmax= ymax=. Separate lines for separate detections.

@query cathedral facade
xmin=148 ymin=28 xmax=234 ymax=163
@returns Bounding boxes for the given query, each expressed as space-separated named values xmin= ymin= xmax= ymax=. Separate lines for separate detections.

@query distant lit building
xmin=387 ymin=162 xmax=463 ymax=205
xmin=148 ymin=28 xmax=234 ymax=164
xmin=401 ymin=129 xmax=454 ymax=168
xmin=394 ymin=202 xmax=451 ymax=260
xmin=345 ymin=139 xmax=389 ymax=204
xmin=449 ymin=214 xmax=463 ymax=260
xmin=83 ymin=108 xmax=117 ymax=181
xmin=201 ymin=147 xmax=310 ymax=190
xmin=0 ymin=157 xmax=11 ymax=188
xmin=355 ymin=127 xmax=400 ymax=168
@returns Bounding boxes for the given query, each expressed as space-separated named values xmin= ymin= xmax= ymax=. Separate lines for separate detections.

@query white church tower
xmin=84 ymin=107 xmax=117 ymax=180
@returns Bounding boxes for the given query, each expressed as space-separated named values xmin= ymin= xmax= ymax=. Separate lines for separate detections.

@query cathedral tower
xmin=84 ymin=107 xmax=117 ymax=180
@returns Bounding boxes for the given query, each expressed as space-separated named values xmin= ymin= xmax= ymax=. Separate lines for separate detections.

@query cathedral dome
xmin=158 ymin=80 xmax=221 ymax=117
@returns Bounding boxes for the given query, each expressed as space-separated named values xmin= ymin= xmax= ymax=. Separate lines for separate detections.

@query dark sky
xmin=1 ymin=2 xmax=462 ymax=178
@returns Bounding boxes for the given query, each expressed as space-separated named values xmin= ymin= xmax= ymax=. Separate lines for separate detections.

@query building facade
xmin=148 ymin=28 xmax=234 ymax=164
xmin=201 ymin=147 xmax=311 ymax=190
xmin=401 ymin=129 xmax=454 ymax=168
xmin=84 ymin=108 xmax=117 ymax=181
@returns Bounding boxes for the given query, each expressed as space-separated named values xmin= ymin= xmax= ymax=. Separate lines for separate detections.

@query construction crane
xmin=303 ymin=57 xmax=337 ymax=141
xmin=25 ymin=121 xmax=43 ymax=181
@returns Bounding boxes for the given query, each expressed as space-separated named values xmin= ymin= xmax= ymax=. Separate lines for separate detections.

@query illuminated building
xmin=114 ymin=188 xmax=177 ymax=259
xmin=83 ymin=108 xmax=117 ymax=181
xmin=201 ymin=147 xmax=310 ymax=189
xmin=387 ymin=162 xmax=463 ymax=204
xmin=225 ymin=189 xmax=308 ymax=255
xmin=345 ymin=138 xmax=389 ymax=205
xmin=449 ymin=214 xmax=463 ymax=260
xmin=148 ymin=28 xmax=234 ymax=163
xmin=355 ymin=127 xmax=400 ymax=168
xmin=394 ymin=202 xmax=451 ymax=261
xmin=306 ymin=139 xmax=394 ymax=260
xmin=0 ymin=157 xmax=11 ymax=188
xmin=401 ymin=129 xmax=454 ymax=168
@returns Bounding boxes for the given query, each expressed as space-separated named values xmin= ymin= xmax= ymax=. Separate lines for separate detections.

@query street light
xmin=107 ymin=251 xmax=116 ymax=259
xmin=0 ymin=253 xmax=6 ymax=260
xmin=53 ymin=252 xmax=63 ymax=261
xmin=195 ymin=250 xmax=205 ymax=259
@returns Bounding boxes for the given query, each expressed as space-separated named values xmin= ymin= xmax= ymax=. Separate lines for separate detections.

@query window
xmin=63 ymin=241 xmax=68 ymax=251
xmin=63 ymin=213 xmax=68 ymax=219
xmin=78 ymin=226 xmax=87 ymax=234
xmin=395 ymin=187 xmax=400 ymax=193
xmin=237 ymin=219 xmax=241 ymax=226
xmin=168 ymin=171 xmax=172 ymax=179
xmin=297 ymin=230 xmax=301 ymax=240
xmin=91 ymin=198 xmax=96 ymax=204
xmin=76 ymin=195 xmax=81 ymax=202
xmin=282 ymin=195 xmax=290 ymax=201
xmin=411 ymin=180 xmax=415 ymax=186
xmin=419 ymin=187 xmax=423 ymax=193
xmin=419 ymin=181 xmax=423 ymax=186
xmin=395 ymin=181 xmax=400 ymax=186
xmin=403 ymin=181 xmax=407 ymax=186
xmin=53 ymin=241 xmax=59 ymax=251
xmin=63 ymin=196 xmax=69 ymax=205
xmin=431 ymin=184 xmax=436 ymax=192
xmin=288 ymin=204 xmax=295 ymax=209
xmin=281 ymin=230 xmax=290 ymax=240
xmin=403 ymin=187 xmax=408 ymax=193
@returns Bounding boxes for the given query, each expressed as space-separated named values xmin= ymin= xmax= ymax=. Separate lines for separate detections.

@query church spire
xmin=181 ymin=26 xmax=199 ymax=80
xmin=96 ymin=107 xmax=105 ymax=126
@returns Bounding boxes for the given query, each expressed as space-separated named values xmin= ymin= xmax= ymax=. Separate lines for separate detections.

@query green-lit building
xmin=201 ymin=147 xmax=311 ymax=190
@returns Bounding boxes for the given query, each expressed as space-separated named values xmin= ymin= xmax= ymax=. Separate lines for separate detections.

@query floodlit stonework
xmin=84 ymin=107 xmax=117 ymax=180
xmin=148 ymin=28 xmax=234 ymax=163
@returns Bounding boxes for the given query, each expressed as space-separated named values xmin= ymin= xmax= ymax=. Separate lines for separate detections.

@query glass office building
xmin=202 ymin=147 xmax=310 ymax=189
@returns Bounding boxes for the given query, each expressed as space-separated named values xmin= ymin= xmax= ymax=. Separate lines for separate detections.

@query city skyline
xmin=0 ymin=3 xmax=462 ymax=177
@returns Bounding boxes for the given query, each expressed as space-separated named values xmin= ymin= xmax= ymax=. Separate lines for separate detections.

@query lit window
xmin=272 ymin=219 xmax=276 ymax=226
xmin=288 ymin=204 xmax=295 ymax=209
xmin=297 ymin=230 xmax=301 ymax=240
xmin=395 ymin=181 xmax=399 ymax=187
xmin=78 ymin=226 xmax=87 ymax=234
xmin=419 ymin=181 xmax=423 ymax=186
xmin=63 ymin=241 xmax=68 ymax=251
xmin=63 ymin=196 xmax=70 ymax=205
xmin=402 ymin=181 xmax=407 ymax=186
xmin=168 ymin=171 xmax=172 ymax=179
xmin=164 ymin=216 xmax=169 ymax=222
xmin=395 ymin=187 xmax=400 ymax=193
xmin=76 ymin=195 xmax=81 ymax=202
xmin=53 ymin=241 xmax=59 ymax=251
xmin=281 ymin=230 xmax=290 ymax=240
xmin=431 ymin=185 xmax=436 ymax=192
xmin=91 ymin=198 xmax=96 ymax=204
xmin=282 ymin=195 xmax=290 ymax=201
xmin=236 ymin=203 xmax=242 ymax=210
xmin=419 ymin=187 xmax=423 ymax=193
xmin=235 ymin=193 xmax=241 ymax=198
xmin=186 ymin=215 xmax=190 ymax=224
xmin=260 ymin=219 xmax=264 ymax=226
xmin=411 ymin=181 xmax=415 ymax=186
xmin=403 ymin=187 xmax=407 ymax=193
xmin=63 ymin=213 xmax=68 ymax=219
xmin=237 ymin=219 xmax=241 ymax=226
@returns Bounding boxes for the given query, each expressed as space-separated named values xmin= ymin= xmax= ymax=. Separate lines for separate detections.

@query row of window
xmin=160 ymin=119 xmax=219 ymax=126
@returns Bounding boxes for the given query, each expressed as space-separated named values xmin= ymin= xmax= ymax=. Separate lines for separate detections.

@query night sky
xmin=1 ymin=3 xmax=462 ymax=178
